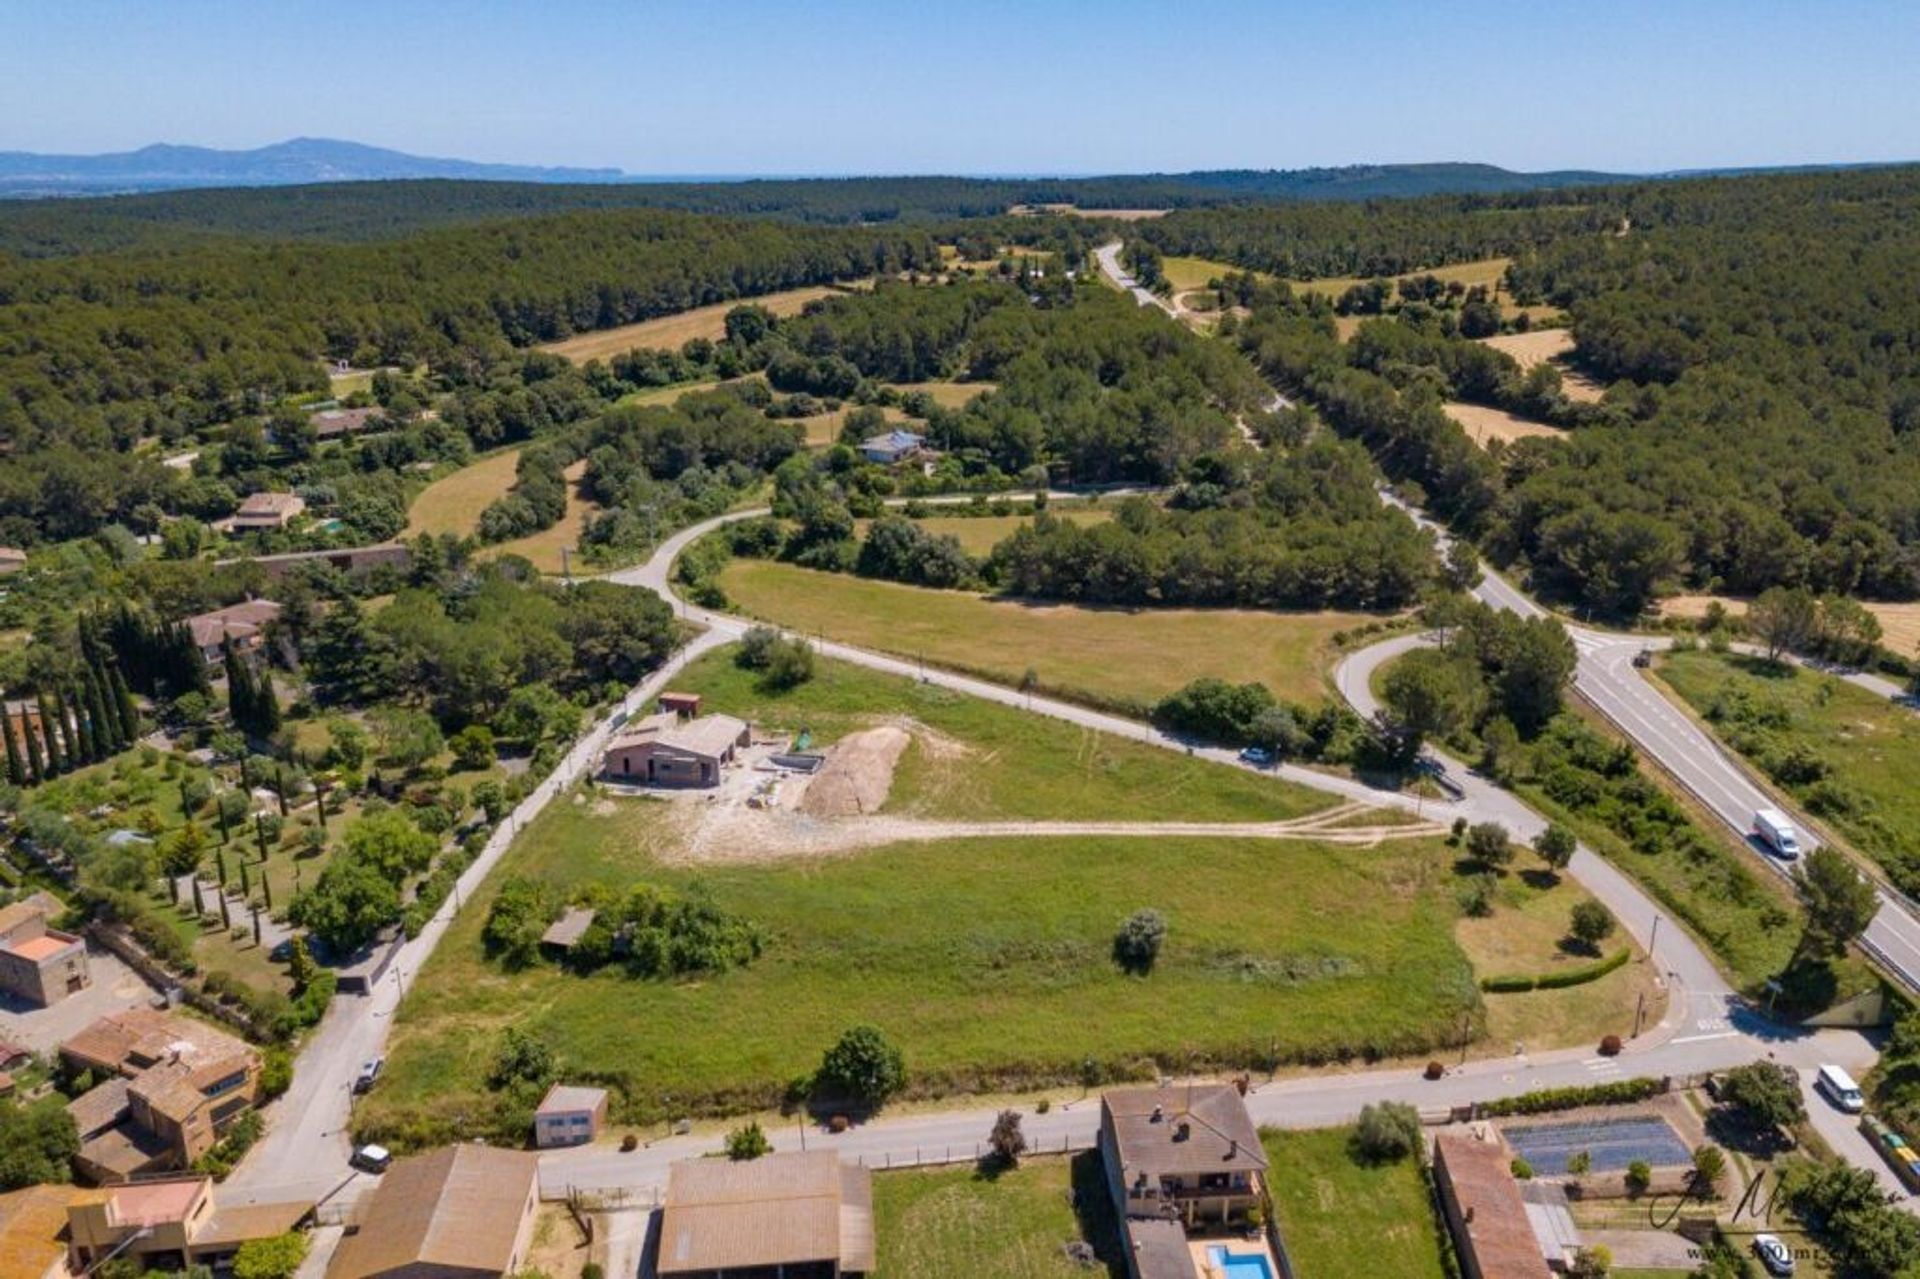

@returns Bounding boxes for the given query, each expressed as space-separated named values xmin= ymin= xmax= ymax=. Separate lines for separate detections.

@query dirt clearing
xmin=1444 ymin=402 xmax=1568 ymax=448
xmin=539 ymin=284 xmax=858 ymax=364
xmin=798 ymin=725 xmax=910 ymax=816
xmin=1479 ymin=328 xmax=1606 ymax=403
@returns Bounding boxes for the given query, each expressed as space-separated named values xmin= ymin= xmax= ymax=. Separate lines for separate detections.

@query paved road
xmin=1376 ymin=485 xmax=1920 ymax=992
xmin=1094 ymin=240 xmax=1173 ymax=313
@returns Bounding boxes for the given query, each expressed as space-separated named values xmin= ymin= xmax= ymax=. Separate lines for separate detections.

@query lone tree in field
xmin=817 ymin=1025 xmax=906 ymax=1109
xmin=1718 ymin=1062 xmax=1806 ymax=1130
xmin=1799 ymin=847 xmax=1877 ymax=958
xmin=1569 ymin=900 xmax=1616 ymax=953
xmin=1466 ymin=822 xmax=1514 ymax=870
xmin=1113 ymin=908 xmax=1168 ymax=975
xmin=987 ymin=1109 xmax=1027 ymax=1168
xmin=1533 ymin=823 xmax=1577 ymax=874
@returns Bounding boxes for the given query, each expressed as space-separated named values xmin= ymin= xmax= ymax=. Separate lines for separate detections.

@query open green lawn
xmin=1162 ymin=255 xmax=1252 ymax=293
xmin=872 ymin=1154 xmax=1124 ymax=1278
xmin=852 ymin=508 xmax=1110 ymax=556
xmin=665 ymin=647 xmax=1335 ymax=822
xmin=717 ymin=559 xmax=1391 ymax=712
xmin=1654 ymin=649 xmax=1920 ymax=892
xmin=365 ymin=821 xmax=1476 ymax=1138
xmin=1262 ymin=1126 xmax=1448 ymax=1279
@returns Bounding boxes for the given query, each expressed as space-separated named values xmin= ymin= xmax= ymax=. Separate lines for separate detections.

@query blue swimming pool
xmin=1206 ymin=1245 xmax=1275 ymax=1279
xmin=1503 ymin=1114 xmax=1691 ymax=1172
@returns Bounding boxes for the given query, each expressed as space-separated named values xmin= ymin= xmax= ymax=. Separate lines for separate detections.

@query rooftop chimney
xmin=1227 ymin=1139 xmax=1238 ymax=1159
xmin=1174 ymin=1120 xmax=1191 ymax=1141
xmin=1150 ymin=1104 xmax=1163 ymax=1123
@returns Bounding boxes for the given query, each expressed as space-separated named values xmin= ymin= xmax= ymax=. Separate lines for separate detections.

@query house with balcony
xmin=1099 ymin=1084 xmax=1276 ymax=1279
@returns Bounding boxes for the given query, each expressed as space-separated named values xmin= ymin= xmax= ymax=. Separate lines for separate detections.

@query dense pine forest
xmin=1198 ymin=165 xmax=1920 ymax=612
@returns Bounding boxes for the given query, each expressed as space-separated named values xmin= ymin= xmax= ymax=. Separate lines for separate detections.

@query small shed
xmin=534 ymin=1084 xmax=608 ymax=1149
xmin=659 ymin=692 xmax=702 ymax=719
xmin=539 ymin=908 xmax=597 ymax=956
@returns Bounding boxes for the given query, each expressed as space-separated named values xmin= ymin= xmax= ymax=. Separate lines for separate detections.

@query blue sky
xmin=5 ymin=0 xmax=1917 ymax=175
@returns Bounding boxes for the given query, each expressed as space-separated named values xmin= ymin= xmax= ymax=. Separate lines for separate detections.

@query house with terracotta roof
xmin=602 ymin=712 xmax=750 ymax=788
xmin=65 ymin=1174 xmax=309 ymax=1274
xmin=0 ymin=1184 xmax=94 ymax=1279
xmin=183 ymin=598 xmax=282 ymax=667
xmin=1433 ymin=1130 xmax=1552 ymax=1279
xmin=230 ymin=491 xmax=306 ymax=531
xmin=655 ymin=1150 xmax=874 ymax=1278
xmin=327 ymin=1144 xmax=540 ymax=1279
xmin=60 ymin=1009 xmax=262 ymax=1184
xmin=0 ymin=893 xmax=89 ymax=1008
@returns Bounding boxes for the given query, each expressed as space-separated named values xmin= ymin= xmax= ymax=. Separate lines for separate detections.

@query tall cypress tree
xmin=69 ymin=684 xmax=99 ymax=764
xmin=222 ymin=635 xmax=252 ymax=733
xmin=36 ymin=691 xmax=67 ymax=774
xmin=21 ymin=707 xmax=46 ymax=782
xmin=2 ymin=709 xmax=26 ymax=786
xmin=83 ymin=664 xmax=118 ymax=753
xmin=108 ymin=661 xmax=140 ymax=743
xmin=255 ymin=671 xmax=282 ymax=736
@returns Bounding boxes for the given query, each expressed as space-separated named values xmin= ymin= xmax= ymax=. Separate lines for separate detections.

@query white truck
xmin=1753 ymin=808 xmax=1802 ymax=860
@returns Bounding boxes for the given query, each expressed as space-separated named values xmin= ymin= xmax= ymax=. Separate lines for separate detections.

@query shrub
xmin=725 ymin=1121 xmax=771 ymax=1161
xmin=1566 ymin=1149 xmax=1591 ymax=1176
xmin=1477 ymin=1078 xmax=1661 ymax=1117
xmin=232 ymin=1232 xmax=309 ymax=1279
xmin=1691 ymin=1144 xmax=1726 ymax=1193
xmin=1352 ymin=1101 xmax=1422 ymax=1162
xmin=1598 ymin=1034 xmax=1622 ymax=1056
xmin=1035 ymin=1098 xmax=1051 ymax=1114
xmin=1424 ymin=1060 xmax=1445 ymax=1081
xmin=816 ymin=1025 xmax=906 ymax=1108
xmin=1466 ymin=822 xmax=1513 ymax=869
xmin=1569 ymin=900 xmax=1616 ymax=951
xmin=1112 ymin=908 xmax=1167 ymax=975
xmin=1625 ymin=1159 xmax=1651 ymax=1194
xmin=1456 ymin=874 xmax=1496 ymax=918
xmin=1717 ymin=1061 xmax=1805 ymax=1128
xmin=1511 ymin=1157 xmax=1533 ymax=1179
xmin=988 ymin=1109 xmax=1027 ymax=1167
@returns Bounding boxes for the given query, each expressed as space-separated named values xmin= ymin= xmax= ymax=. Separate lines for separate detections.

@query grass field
xmin=1443 ymin=401 xmax=1569 ymax=449
xmin=1161 ymin=255 xmax=1248 ymax=293
xmin=664 ymin=647 xmax=1334 ymax=823
xmin=1289 ymin=257 xmax=1510 ymax=299
xmin=1658 ymin=594 xmax=1920 ymax=657
xmin=405 ymin=450 xmax=598 ymax=573
xmin=717 ymin=558 xmax=1388 ymax=710
xmin=872 ymin=1155 xmax=1124 ymax=1278
xmin=539 ymin=285 xmax=854 ymax=364
xmin=405 ymin=448 xmax=521 ymax=539
xmin=1456 ymin=865 xmax=1664 ymax=1051
xmin=613 ymin=379 xmax=722 ymax=408
xmin=851 ymin=508 xmax=1109 ymax=555
xmin=893 ymin=380 xmax=995 ymax=409
xmin=1262 ymin=1126 xmax=1449 ymax=1279
xmin=1654 ymin=649 xmax=1920 ymax=889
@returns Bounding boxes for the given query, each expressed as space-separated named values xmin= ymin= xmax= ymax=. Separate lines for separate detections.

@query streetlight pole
xmin=1648 ymin=914 xmax=1662 ymax=964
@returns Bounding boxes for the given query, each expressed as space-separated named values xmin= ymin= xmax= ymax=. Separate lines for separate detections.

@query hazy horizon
xmin=6 ymin=0 xmax=1918 ymax=177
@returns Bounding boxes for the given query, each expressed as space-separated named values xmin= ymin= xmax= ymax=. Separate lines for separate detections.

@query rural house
xmin=1099 ymin=1084 xmax=1276 ymax=1279
xmin=230 ymin=491 xmax=306 ymax=531
xmin=327 ymin=1144 xmax=540 ymax=1279
xmin=308 ymin=406 xmax=380 ymax=440
xmin=602 ymin=712 xmax=750 ymax=788
xmin=60 ymin=1010 xmax=262 ymax=1184
xmin=655 ymin=1150 xmax=874 ymax=1278
xmin=1433 ymin=1130 xmax=1551 ymax=1279
xmin=184 ymin=599 xmax=282 ymax=667
xmin=858 ymin=428 xmax=930 ymax=465
xmin=532 ymin=1083 xmax=608 ymax=1149
xmin=65 ymin=1175 xmax=310 ymax=1275
xmin=0 ymin=547 xmax=27 ymax=576
xmin=0 ymin=893 xmax=89 ymax=1008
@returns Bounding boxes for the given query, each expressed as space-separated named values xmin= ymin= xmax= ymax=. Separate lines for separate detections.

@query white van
xmin=1816 ymin=1064 xmax=1864 ymax=1113
xmin=1753 ymin=809 xmax=1802 ymax=860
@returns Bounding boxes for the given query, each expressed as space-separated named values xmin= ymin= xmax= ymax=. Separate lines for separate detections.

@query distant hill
xmin=0 ymin=136 xmax=625 ymax=194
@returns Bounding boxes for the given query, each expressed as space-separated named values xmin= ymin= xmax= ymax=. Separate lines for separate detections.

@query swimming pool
xmin=1503 ymin=1114 xmax=1691 ymax=1172
xmin=1206 ymin=1245 xmax=1275 ymax=1279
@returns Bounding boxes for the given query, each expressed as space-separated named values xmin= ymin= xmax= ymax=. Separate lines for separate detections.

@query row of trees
xmin=2 ymin=622 xmax=141 ymax=787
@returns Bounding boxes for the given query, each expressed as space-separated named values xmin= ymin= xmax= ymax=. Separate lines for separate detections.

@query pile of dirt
xmin=798 ymin=726 xmax=909 ymax=817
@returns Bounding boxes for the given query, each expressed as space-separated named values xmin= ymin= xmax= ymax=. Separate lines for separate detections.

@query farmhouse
xmin=858 ymin=429 xmax=931 ymax=465
xmin=60 ymin=1010 xmax=262 ymax=1184
xmin=1433 ymin=1130 xmax=1551 ymax=1279
xmin=308 ymin=406 xmax=380 ymax=440
xmin=602 ymin=712 xmax=750 ymax=788
xmin=184 ymin=598 xmax=282 ymax=667
xmin=65 ymin=1175 xmax=310 ymax=1275
xmin=230 ymin=492 xmax=306 ymax=531
xmin=655 ymin=1150 xmax=874 ymax=1278
xmin=0 ymin=547 xmax=27 ymax=575
xmin=1099 ymin=1084 xmax=1273 ymax=1279
xmin=532 ymin=1083 xmax=608 ymax=1149
xmin=0 ymin=893 xmax=90 ymax=1008
xmin=328 ymin=1144 xmax=540 ymax=1279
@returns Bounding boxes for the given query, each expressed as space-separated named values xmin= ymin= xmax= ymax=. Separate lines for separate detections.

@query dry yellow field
xmin=892 ymin=381 xmax=994 ymax=409
xmin=1480 ymin=328 xmax=1606 ymax=403
xmin=1008 ymin=203 xmax=1168 ymax=220
xmin=1162 ymin=255 xmax=1248 ymax=292
xmin=1444 ymin=401 xmax=1568 ymax=448
xmin=1660 ymin=595 xmax=1920 ymax=653
xmin=481 ymin=460 xmax=597 ymax=575
xmin=538 ymin=284 xmax=856 ymax=364
xmin=406 ymin=449 xmax=521 ymax=538
xmin=1290 ymin=256 xmax=1512 ymax=300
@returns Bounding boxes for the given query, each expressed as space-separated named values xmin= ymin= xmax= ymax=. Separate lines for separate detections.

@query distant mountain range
xmin=0 ymin=137 xmax=627 ymax=194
